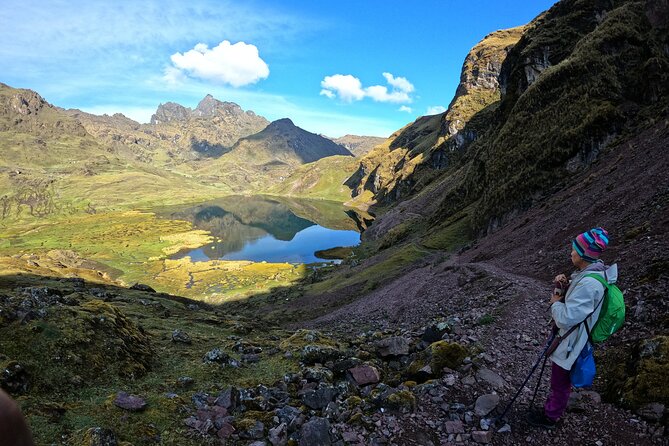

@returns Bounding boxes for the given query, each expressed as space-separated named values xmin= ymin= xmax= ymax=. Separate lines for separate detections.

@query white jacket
xmin=549 ymin=261 xmax=618 ymax=370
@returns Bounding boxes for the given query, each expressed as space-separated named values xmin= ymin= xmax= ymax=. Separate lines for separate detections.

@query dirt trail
xmin=308 ymin=255 xmax=663 ymax=445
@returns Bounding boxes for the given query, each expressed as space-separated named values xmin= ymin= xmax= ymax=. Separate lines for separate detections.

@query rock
xmin=129 ymin=283 xmax=156 ymax=292
xmin=249 ymin=442 xmax=267 ymax=446
xmin=299 ymin=417 xmax=331 ymax=446
xmin=301 ymin=345 xmax=342 ymax=365
xmin=269 ymin=422 xmax=288 ymax=446
xmin=385 ymin=390 xmax=417 ymax=413
xmin=480 ymin=418 xmax=492 ymax=430
xmin=303 ymin=366 xmax=334 ymax=383
xmin=476 ymin=368 xmax=507 ymax=390
xmin=422 ymin=322 xmax=451 ymax=343
xmin=331 ymin=358 xmax=362 ymax=375
xmin=83 ymin=427 xmax=118 ymax=446
xmin=177 ymin=376 xmax=195 ymax=388
xmin=113 ymin=391 xmax=147 ymax=412
xmin=301 ymin=384 xmax=337 ymax=410
xmin=472 ymin=430 xmax=493 ymax=444
xmin=348 ymin=365 xmax=381 ymax=386
xmin=217 ymin=422 xmax=235 ymax=439
xmin=276 ymin=405 xmax=301 ymax=425
xmin=171 ymin=329 xmax=192 ymax=344
xmin=242 ymin=353 xmax=261 ymax=363
xmin=580 ymin=390 xmax=602 ymax=404
xmin=375 ymin=337 xmax=410 ymax=357
xmin=215 ymin=386 xmax=240 ymax=410
xmin=637 ymin=402 xmax=665 ymax=422
xmin=1 ymin=361 xmax=29 ymax=394
xmin=474 ymin=394 xmax=499 ymax=417
xmin=203 ymin=348 xmax=239 ymax=367
xmin=238 ymin=419 xmax=265 ymax=440
xmin=445 ymin=420 xmax=465 ymax=434
xmin=497 ymin=424 xmax=511 ymax=433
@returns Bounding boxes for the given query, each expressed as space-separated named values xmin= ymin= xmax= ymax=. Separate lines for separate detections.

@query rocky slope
xmin=332 ymin=135 xmax=387 ymax=157
xmin=348 ymin=0 xmax=669 ymax=232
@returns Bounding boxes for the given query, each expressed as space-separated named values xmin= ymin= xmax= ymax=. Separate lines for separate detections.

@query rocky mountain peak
xmin=266 ymin=118 xmax=295 ymax=131
xmin=9 ymin=90 xmax=48 ymax=116
xmin=193 ymin=94 xmax=243 ymax=118
xmin=150 ymin=102 xmax=190 ymax=125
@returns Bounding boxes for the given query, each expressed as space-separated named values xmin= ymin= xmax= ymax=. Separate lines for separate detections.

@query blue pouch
xmin=571 ymin=342 xmax=596 ymax=388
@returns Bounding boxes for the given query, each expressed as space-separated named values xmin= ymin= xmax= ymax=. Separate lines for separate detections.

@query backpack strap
xmin=548 ymin=273 xmax=608 ymax=354
xmin=581 ymin=274 xmax=608 ymax=344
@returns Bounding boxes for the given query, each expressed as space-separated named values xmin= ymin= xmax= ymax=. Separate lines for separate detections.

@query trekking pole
xmin=529 ymin=351 xmax=550 ymax=410
xmin=495 ymin=329 xmax=557 ymax=425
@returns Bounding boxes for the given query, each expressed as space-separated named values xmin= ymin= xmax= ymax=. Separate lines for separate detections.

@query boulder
xmin=301 ymin=384 xmax=338 ymax=410
xmin=422 ymin=322 xmax=451 ymax=343
xmin=129 ymin=283 xmax=156 ymax=292
xmin=637 ymin=402 xmax=665 ymax=422
xmin=113 ymin=391 xmax=147 ymax=412
xmin=269 ymin=422 xmax=288 ymax=446
xmin=472 ymin=430 xmax=494 ymax=444
xmin=299 ymin=417 xmax=331 ymax=446
xmin=215 ymin=386 xmax=240 ymax=410
xmin=445 ymin=420 xmax=465 ymax=434
xmin=375 ymin=337 xmax=410 ymax=357
xmin=82 ymin=427 xmax=118 ymax=446
xmin=171 ymin=329 xmax=192 ymax=344
xmin=301 ymin=345 xmax=342 ymax=365
xmin=474 ymin=394 xmax=500 ymax=417
xmin=348 ymin=365 xmax=381 ymax=386
xmin=0 ymin=361 xmax=29 ymax=394
xmin=476 ymin=368 xmax=507 ymax=390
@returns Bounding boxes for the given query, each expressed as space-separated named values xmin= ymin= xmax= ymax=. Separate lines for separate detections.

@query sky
xmin=0 ymin=0 xmax=557 ymax=138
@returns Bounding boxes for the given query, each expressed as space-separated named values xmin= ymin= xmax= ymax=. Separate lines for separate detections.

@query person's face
xmin=570 ymin=247 xmax=581 ymax=267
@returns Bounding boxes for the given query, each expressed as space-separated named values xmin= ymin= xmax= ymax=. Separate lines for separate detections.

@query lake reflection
xmin=168 ymin=196 xmax=365 ymax=263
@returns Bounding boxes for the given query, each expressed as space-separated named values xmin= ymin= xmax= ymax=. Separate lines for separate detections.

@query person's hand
xmin=550 ymin=294 xmax=563 ymax=304
xmin=554 ymin=274 xmax=567 ymax=283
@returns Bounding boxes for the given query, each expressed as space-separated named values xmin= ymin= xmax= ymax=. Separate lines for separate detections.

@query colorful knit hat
xmin=572 ymin=227 xmax=609 ymax=262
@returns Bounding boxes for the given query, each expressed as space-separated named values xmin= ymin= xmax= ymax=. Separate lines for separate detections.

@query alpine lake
xmin=0 ymin=195 xmax=371 ymax=304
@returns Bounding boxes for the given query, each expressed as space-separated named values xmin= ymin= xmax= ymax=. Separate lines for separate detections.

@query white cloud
xmin=398 ymin=105 xmax=413 ymax=113
xmin=426 ymin=105 xmax=447 ymax=115
xmin=320 ymin=72 xmax=414 ymax=104
xmin=320 ymin=74 xmax=365 ymax=102
xmin=166 ymin=40 xmax=269 ymax=87
xmin=383 ymin=73 xmax=414 ymax=93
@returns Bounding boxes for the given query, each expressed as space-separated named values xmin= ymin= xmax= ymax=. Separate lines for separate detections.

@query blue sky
xmin=0 ymin=1 xmax=556 ymax=137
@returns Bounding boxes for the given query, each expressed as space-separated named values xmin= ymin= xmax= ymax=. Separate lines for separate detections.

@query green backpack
xmin=585 ymin=273 xmax=625 ymax=343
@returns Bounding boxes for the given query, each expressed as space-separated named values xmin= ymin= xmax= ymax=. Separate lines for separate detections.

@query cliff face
xmin=346 ymin=26 xmax=526 ymax=207
xmin=349 ymin=0 xmax=669 ymax=233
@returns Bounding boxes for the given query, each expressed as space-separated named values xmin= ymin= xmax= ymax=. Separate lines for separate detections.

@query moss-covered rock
xmin=385 ymin=390 xmax=417 ymax=413
xmin=406 ymin=341 xmax=467 ymax=382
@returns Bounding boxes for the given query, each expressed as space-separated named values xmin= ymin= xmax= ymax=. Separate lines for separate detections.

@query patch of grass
xmin=477 ymin=314 xmax=496 ymax=325
xmin=307 ymin=244 xmax=426 ymax=295
xmin=422 ymin=212 xmax=473 ymax=251
xmin=314 ymin=246 xmax=355 ymax=260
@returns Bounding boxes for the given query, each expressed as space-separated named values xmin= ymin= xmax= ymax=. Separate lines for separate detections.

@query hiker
xmin=0 ymin=388 xmax=34 ymax=446
xmin=528 ymin=227 xmax=617 ymax=429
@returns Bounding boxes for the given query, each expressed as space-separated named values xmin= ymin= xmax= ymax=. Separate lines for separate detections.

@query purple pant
xmin=544 ymin=362 xmax=571 ymax=421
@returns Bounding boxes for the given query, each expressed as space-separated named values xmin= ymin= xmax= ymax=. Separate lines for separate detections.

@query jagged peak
xmin=193 ymin=94 xmax=243 ymax=118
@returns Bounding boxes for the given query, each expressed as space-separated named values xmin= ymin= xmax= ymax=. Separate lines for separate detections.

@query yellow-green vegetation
xmin=600 ymin=336 xmax=669 ymax=409
xmin=0 ymin=274 xmax=301 ymax=445
xmin=148 ymin=257 xmax=308 ymax=302
xmin=268 ymin=155 xmax=359 ymax=202
xmin=307 ymin=244 xmax=426 ymax=295
xmin=314 ymin=246 xmax=355 ymax=260
xmin=406 ymin=340 xmax=467 ymax=381
xmin=386 ymin=390 xmax=417 ymax=412
xmin=0 ymin=210 xmax=314 ymax=301
xmin=422 ymin=210 xmax=473 ymax=251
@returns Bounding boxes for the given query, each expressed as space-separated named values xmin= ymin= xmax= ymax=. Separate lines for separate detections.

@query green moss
xmin=386 ymin=390 xmax=416 ymax=412
xmin=430 ymin=341 xmax=467 ymax=371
